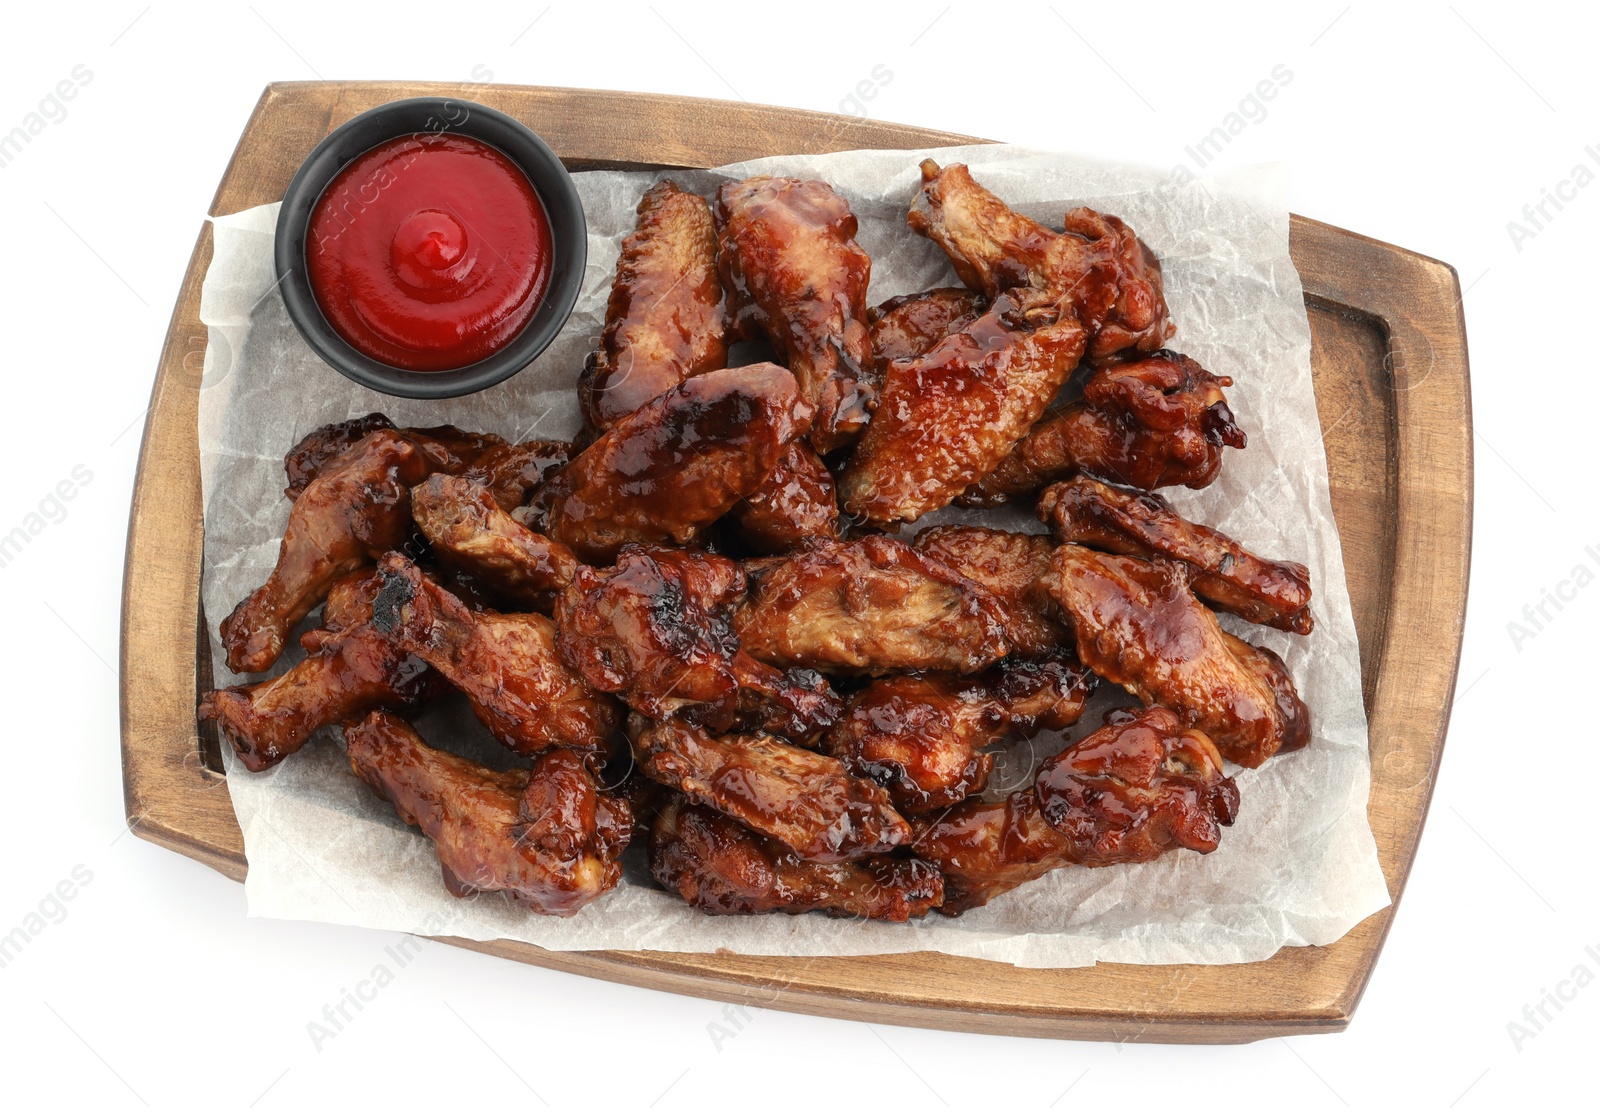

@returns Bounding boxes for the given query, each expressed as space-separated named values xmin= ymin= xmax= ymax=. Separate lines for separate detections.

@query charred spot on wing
xmin=370 ymin=566 xmax=415 ymax=634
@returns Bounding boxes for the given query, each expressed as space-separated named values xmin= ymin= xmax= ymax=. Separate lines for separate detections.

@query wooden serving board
xmin=120 ymin=82 xmax=1472 ymax=1043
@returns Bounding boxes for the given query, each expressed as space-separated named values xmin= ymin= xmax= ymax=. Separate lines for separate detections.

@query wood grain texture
xmin=120 ymin=82 xmax=1472 ymax=1043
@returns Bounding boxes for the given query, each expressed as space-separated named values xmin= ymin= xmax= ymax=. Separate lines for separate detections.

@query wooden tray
xmin=120 ymin=82 xmax=1472 ymax=1043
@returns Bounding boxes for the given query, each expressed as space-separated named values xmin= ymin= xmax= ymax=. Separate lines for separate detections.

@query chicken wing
xmin=579 ymin=180 xmax=728 ymax=435
xmin=1039 ymin=476 xmax=1313 ymax=633
xmin=221 ymin=429 xmax=432 ymax=674
xmin=964 ymin=351 xmax=1246 ymax=505
xmin=913 ymin=525 xmax=1069 ymax=658
xmin=370 ymin=553 xmax=621 ymax=755
xmin=837 ymin=294 xmax=1088 ymax=526
xmin=1044 ymin=547 xmax=1310 ymax=767
xmin=867 ymin=287 xmax=987 ymax=371
xmin=1033 ymin=706 xmax=1240 ymax=869
xmin=201 ymin=571 xmax=437 ymax=772
xmin=631 ymin=716 xmax=909 ymax=862
xmin=319 ymin=566 xmax=389 ymax=631
xmin=554 ymin=545 xmax=840 ymax=738
xmin=714 ymin=176 xmax=874 ymax=453
xmin=538 ymin=363 xmax=812 ymax=563
xmin=826 ymin=656 xmax=1094 ymax=814
xmin=911 ymin=706 xmax=1238 ymax=912
xmin=572 ymin=182 xmax=836 ymax=557
xmin=733 ymin=535 xmax=1012 ymax=676
xmin=651 ymin=796 xmax=942 ymax=920
xmin=284 ymin=415 xmax=568 ymax=512
xmin=906 ymin=160 xmax=1173 ymax=361
xmin=411 ymin=474 xmax=579 ymax=610
xmin=464 ymin=439 xmax=572 ymax=513
xmin=284 ymin=414 xmax=497 ymax=492
xmin=726 ymin=442 xmax=841 ymax=555
xmin=283 ymin=413 xmax=402 ymax=499
xmin=345 ymin=710 xmax=631 ymax=916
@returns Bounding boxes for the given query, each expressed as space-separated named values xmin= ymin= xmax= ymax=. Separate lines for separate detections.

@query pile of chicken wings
xmin=201 ymin=161 xmax=1314 ymax=922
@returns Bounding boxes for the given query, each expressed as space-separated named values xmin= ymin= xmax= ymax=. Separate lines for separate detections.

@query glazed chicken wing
xmin=283 ymin=413 xmax=401 ymax=499
xmin=914 ymin=525 xmax=1070 ymax=658
xmin=1044 ymin=547 xmax=1309 ymax=767
xmin=464 ymin=439 xmax=572 ymax=513
xmin=221 ymin=429 xmax=432 ymax=674
xmin=840 ymin=161 xmax=1190 ymax=526
xmin=411 ymin=474 xmax=579 ymax=611
xmin=554 ymin=545 xmax=840 ymax=738
xmin=651 ymin=796 xmax=942 ymax=920
xmin=906 ymin=160 xmax=1173 ymax=360
xmin=964 ymin=351 xmax=1246 ymax=505
xmin=539 ymin=363 xmax=812 ymax=563
xmin=734 ymin=535 xmax=1012 ymax=676
xmin=579 ymin=180 xmax=728 ymax=435
xmin=715 ymin=176 xmax=874 ymax=453
xmin=838 ymin=294 xmax=1088 ymax=526
xmin=575 ymin=182 xmax=836 ymax=556
xmin=726 ymin=442 xmax=841 ymax=555
xmin=284 ymin=414 xmax=509 ymax=495
xmin=1039 ymin=476 xmax=1313 ymax=633
xmin=1034 ymin=706 xmax=1240 ymax=866
xmin=284 ymin=413 xmax=569 ymax=513
xmin=912 ymin=706 xmax=1238 ymax=913
xmin=345 ymin=711 xmax=631 ymax=916
xmin=826 ymin=656 xmax=1095 ymax=814
xmin=867 ymin=287 xmax=988 ymax=371
xmin=370 ymin=553 xmax=621 ymax=755
xmin=631 ymin=716 xmax=909 ymax=862
xmin=202 ymin=571 xmax=437 ymax=772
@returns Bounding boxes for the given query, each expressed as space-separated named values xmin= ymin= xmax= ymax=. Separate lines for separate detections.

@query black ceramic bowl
xmin=273 ymin=97 xmax=585 ymax=400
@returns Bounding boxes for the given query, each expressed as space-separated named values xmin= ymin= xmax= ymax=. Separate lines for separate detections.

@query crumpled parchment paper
xmin=197 ymin=143 xmax=1390 ymax=968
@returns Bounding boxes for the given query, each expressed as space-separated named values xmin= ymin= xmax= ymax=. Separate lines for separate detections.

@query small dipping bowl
xmin=274 ymin=97 xmax=586 ymax=399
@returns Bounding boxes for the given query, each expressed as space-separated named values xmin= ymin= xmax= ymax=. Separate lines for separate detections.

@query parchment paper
xmin=197 ymin=143 xmax=1390 ymax=967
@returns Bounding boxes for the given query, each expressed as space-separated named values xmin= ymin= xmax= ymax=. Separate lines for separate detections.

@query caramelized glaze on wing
xmin=554 ymin=545 xmax=840 ymax=738
xmin=651 ymin=796 xmax=942 ymax=920
xmin=838 ymin=294 xmax=1088 ymax=526
xmin=283 ymin=414 xmax=401 ymax=499
xmin=202 ymin=571 xmax=437 ymax=772
xmin=284 ymin=414 xmax=568 ymax=512
xmin=1033 ymin=706 xmax=1240 ymax=865
xmin=631 ymin=716 xmax=910 ymax=862
xmin=715 ymin=176 xmax=874 ymax=453
xmin=1044 ymin=547 xmax=1310 ymax=767
xmin=558 ymin=546 xmax=743 ymax=717
xmin=464 ymin=439 xmax=572 ymax=512
xmin=222 ymin=429 xmax=432 ymax=674
xmin=912 ymin=706 xmax=1238 ymax=912
xmin=734 ymin=535 xmax=1012 ymax=676
xmin=867 ymin=287 xmax=987 ymax=371
xmin=914 ymin=524 xmax=1070 ymax=657
xmin=907 ymin=160 xmax=1173 ymax=360
xmin=727 ymin=441 xmax=841 ymax=555
xmin=965 ymin=351 xmax=1246 ymax=504
xmin=346 ymin=711 xmax=631 ymax=916
xmin=580 ymin=180 xmax=728 ymax=434
xmin=1039 ymin=475 xmax=1313 ymax=633
xmin=541 ymin=363 xmax=813 ymax=563
xmin=826 ymin=656 xmax=1094 ymax=814
xmin=371 ymin=553 xmax=621 ymax=755
xmin=411 ymin=474 xmax=579 ymax=611
xmin=833 ymin=163 xmax=1194 ymax=524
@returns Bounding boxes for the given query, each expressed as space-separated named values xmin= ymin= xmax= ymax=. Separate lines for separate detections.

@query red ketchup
xmin=306 ymin=133 xmax=552 ymax=371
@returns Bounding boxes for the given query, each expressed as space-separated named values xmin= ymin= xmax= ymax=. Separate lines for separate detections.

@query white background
xmin=0 ymin=2 xmax=1592 ymax=1109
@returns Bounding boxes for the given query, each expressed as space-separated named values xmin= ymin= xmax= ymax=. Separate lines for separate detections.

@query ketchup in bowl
xmin=306 ymin=133 xmax=553 ymax=372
